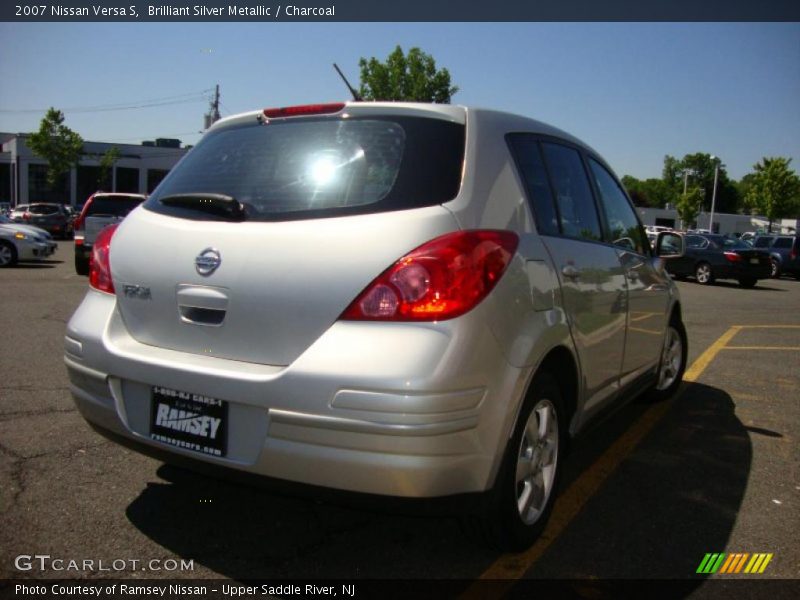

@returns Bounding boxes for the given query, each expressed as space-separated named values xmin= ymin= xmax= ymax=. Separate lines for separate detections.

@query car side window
xmin=588 ymin=159 xmax=649 ymax=255
xmin=507 ymin=135 xmax=559 ymax=236
xmin=685 ymin=235 xmax=708 ymax=250
xmin=541 ymin=143 xmax=602 ymax=242
xmin=773 ymin=238 xmax=792 ymax=249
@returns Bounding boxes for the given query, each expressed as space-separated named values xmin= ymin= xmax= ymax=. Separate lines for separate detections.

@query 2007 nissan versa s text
xmin=65 ymin=102 xmax=687 ymax=550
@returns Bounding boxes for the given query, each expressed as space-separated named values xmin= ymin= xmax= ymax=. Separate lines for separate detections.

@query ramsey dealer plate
xmin=150 ymin=386 xmax=228 ymax=457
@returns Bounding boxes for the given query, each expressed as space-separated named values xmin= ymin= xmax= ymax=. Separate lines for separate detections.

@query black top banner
xmin=3 ymin=0 xmax=800 ymax=22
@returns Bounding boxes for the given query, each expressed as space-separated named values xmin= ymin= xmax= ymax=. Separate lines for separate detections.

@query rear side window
xmin=506 ymin=135 xmax=559 ymax=236
xmin=588 ymin=159 xmax=649 ymax=255
xmin=87 ymin=196 xmax=143 ymax=217
xmin=541 ymin=143 xmax=602 ymax=242
xmin=686 ymin=235 xmax=709 ymax=249
xmin=753 ymin=237 xmax=773 ymax=248
xmin=145 ymin=116 xmax=465 ymax=221
xmin=773 ymin=237 xmax=792 ymax=248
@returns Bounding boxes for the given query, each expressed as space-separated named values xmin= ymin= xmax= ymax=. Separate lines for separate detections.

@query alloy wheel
xmin=515 ymin=399 xmax=559 ymax=525
xmin=657 ymin=325 xmax=684 ymax=391
xmin=696 ymin=263 xmax=712 ymax=284
xmin=0 ymin=243 xmax=14 ymax=267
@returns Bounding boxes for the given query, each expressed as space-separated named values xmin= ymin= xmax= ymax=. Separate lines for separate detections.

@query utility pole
xmin=204 ymin=84 xmax=221 ymax=129
xmin=709 ymin=157 xmax=720 ymax=234
xmin=212 ymin=84 xmax=220 ymax=122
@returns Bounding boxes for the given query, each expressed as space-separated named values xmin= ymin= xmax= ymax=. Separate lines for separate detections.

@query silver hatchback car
xmin=65 ymin=102 xmax=687 ymax=549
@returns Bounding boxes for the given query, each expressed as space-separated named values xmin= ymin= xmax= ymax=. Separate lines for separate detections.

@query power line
xmin=0 ymin=89 xmax=214 ymax=114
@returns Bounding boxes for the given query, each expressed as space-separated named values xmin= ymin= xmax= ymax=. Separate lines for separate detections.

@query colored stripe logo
xmin=697 ymin=553 xmax=773 ymax=574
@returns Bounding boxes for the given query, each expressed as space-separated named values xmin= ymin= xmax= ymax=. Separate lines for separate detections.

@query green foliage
xmin=358 ymin=46 xmax=459 ymax=103
xmin=744 ymin=157 xmax=800 ymax=228
xmin=622 ymin=175 xmax=675 ymax=208
xmin=661 ymin=153 xmax=740 ymax=214
xmin=98 ymin=146 xmax=120 ymax=190
xmin=676 ymin=186 xmax=704 ymax=228
xmin=27 ymin=108 xmax=84 ymax=188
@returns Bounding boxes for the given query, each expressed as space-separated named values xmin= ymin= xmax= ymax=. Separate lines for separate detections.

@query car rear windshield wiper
xmin=158 ymin=193 xmax=247 ymax=221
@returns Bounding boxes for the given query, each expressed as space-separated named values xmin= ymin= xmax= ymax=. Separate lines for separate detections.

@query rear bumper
xmin=715 ymin=263 xmax=771 ymax=280
xmin=65 ymin=290 xmax=527 ymax=498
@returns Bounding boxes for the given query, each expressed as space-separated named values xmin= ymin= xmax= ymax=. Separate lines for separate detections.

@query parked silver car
xmin=0 ymin=214 xmax=57 ymax=267
xmin=65 ymin=102 xmax=687 ymax=549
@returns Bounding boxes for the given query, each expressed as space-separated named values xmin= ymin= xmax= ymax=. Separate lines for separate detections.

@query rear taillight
xmin=341 ymin=230 xmax=519 ymax=322
xmin=89 ymin=224 xmax=119 ymax=294
xmin=724 ymin=251 xmax=742 ymax=263
xmin=74 ymin=196 xmax=93 ymax=231
xmin=262 ymin=103 xmax=345 ymax=119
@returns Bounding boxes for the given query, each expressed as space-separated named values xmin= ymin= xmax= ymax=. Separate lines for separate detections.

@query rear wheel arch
xmin=507 ymin=346 xmax=578 ymax=446
xmin=669 ymin=300 xmax=683 ymax=328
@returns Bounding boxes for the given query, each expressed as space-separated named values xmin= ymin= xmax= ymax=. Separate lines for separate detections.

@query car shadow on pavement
xmin=528 ymin=381 xmax=752 ymax=583
xmin=124 ymin=382 xmax=752 ymax=585
xmin=15 ymin=260 xmax=63 ymax=268
xmin=708 ymin=281 xmax=787 ymax=292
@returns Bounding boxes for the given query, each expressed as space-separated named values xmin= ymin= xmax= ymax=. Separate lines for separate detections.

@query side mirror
xmin=655 ymin=231 xmax=684 ymax=258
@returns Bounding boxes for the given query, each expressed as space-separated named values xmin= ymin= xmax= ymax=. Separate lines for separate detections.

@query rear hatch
xmin=83 ymin=195 xmax=145 ymax=245
xmin=733 ymin=248 xmax=771 ymax=267
xmin=28 ymin=204 xmax=63 ymax=229
xmin=110 ymin=104 xmax=466 ymax=366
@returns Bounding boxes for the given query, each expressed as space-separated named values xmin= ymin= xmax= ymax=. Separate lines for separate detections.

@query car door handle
xmin=561 ymin=265 xmax=580 ymax=280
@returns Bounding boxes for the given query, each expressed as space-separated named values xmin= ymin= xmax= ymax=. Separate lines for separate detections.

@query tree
xmin=676 ymin=187 xmax=704 ymax=229
xmin=662 ymin=153 xmax=743 ymax=215
xmin=358 ymin=46 xmax=458 ymax=103
xmin=623 ymin=175 xmax=676 ymax=208
xmin=97 ymin=146 xmax=120 ymax=190
xmin=27 ymin=108 xmax=84 ymax=189
xmin=744 ymin=157 xmax=800 ymax=231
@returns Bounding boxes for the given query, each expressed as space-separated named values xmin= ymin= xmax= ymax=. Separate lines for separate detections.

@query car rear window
xmin=87 ymin=196 xmax=144 ymax=217
xmin=144 ymin=116 xmax=465 ymax=221
xmin=753 ymin=237 xmax=773 ymax=248
xmin=29 ymin=205 xmax=61 ymax=215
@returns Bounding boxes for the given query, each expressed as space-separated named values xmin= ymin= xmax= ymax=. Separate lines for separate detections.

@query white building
xmin=0 ymin=133 xmax=188 ymax=207
xmin=637 ymin=206 xmax=798 ymax=235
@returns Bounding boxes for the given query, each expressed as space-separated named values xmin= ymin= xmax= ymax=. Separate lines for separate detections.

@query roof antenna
xmin=333 ymin=63 xmax=362 ymax=101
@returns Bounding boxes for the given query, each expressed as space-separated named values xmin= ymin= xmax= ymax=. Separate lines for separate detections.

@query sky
xmin=0 ymin=22 xmax=798 ymax=181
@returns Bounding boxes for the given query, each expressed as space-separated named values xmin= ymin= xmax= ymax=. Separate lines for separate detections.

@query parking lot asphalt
xmin=0 ymin=243 xmax=798 ymax=593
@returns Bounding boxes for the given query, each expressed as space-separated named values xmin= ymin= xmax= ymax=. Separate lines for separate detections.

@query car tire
xmin=473 ymin=372 xmax=564 ymax=551
xmin=75 ymin=253 xmax=89 ymax=276
xmin=0 ymin=240 xmax=18 ymax=268
xmin=695 ymin=262 xmax=714 ymax=285
xmin=647 ymin=315 xmax=688 ymax=402
xmin=738 ymin=278 xmax=757 ymax=288
xmin=770 ymin=258 xmax=780 ymax=278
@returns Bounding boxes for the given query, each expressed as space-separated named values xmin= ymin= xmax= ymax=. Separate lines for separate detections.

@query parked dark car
xmin=74 ymin=193 xmax=146 ymax=275
xmin=664 ymin=234 xmax=771 ymax=288
xmin=751 ymin=234 xmax=800 ymax=278
xmin=13 ymin=203 xmax=72 ymax=239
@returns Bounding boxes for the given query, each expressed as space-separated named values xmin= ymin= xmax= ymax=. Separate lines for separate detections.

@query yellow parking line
xmin=683 ymin=326 xmax=741 ymax=382
xmin=469 ymin=327 xmax=738 ymax=587
xmin=733 ymin=325 xmax=800 ymax=329
xmin=723 ymin=346 xmax=800 ymax=351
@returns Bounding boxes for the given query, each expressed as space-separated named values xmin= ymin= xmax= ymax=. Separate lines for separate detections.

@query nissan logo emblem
xmin=195 ymin=248 xmax=221 ymax=276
